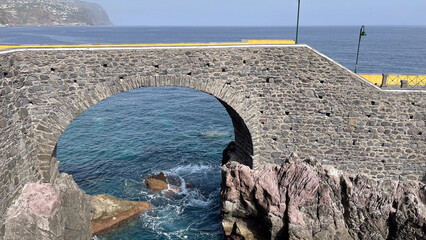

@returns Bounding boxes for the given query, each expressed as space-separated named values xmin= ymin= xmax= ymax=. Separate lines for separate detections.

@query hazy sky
xmin=85 ymin=0 xmax=426 ymax=26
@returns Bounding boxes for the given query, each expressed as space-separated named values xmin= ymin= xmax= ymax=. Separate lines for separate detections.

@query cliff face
xmin=221 ymin=161 xmax=426 ymax=240
xmin=76 ymin=1 xmax=112 ymax=26
xmin=0 ymin=0 xmax=112 ymax=27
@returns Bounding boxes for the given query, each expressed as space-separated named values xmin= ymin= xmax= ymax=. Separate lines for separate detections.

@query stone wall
xmin=0 ymin=53 xmax=43 ymax=236
xmin=0 ymin=45 xmax=425 ymax=238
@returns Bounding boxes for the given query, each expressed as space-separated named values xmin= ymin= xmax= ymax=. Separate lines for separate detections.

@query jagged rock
xmin=90 ymin=194 xmax=152 ymax=235
xmin=3 ymin=173 xmax=92 ymax=240
xmin=221 ymin=161 xmax=426 ymax=240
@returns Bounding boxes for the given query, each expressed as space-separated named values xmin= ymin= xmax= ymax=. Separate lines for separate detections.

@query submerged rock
xmin=221 ymin=161 xmax=426 ymax=240
xmin=4 ymin=173 xmax=92 ymax=240
xmin=90 ymin=194 xmax=152 ymax=235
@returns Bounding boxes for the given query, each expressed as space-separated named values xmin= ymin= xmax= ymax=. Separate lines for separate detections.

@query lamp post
xmin=295 ymin=0 xmax=301 ymax=44
xmin=354 ymin=25 xmax=367 ymax=73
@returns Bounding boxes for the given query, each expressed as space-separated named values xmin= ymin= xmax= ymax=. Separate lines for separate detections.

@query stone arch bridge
xmin=0 ymin=41 xmax=425 ymax=236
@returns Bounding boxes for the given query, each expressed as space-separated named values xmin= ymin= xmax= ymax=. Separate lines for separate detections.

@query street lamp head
xmin=355 ymin=25 xmax=366 ymax=73
xmin=360 ymin=25 xmax=367 ymax=39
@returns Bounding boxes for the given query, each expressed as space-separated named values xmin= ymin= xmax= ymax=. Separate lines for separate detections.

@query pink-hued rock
xmin=21 ymin=183 xmax=61 ymax=217
xmin=4 ymin=173 xmax=92 ymax=240
xmin=221 ymin=161 xmax=426 ymax=240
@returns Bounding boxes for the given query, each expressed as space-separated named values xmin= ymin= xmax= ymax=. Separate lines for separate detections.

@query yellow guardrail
xmin=386 ymin=75 xmax=426 ymax=86
xmin=0 ymin=40 xmax=295 ymax=50
xmin=360 ymin=74 xmax=426 ymax=86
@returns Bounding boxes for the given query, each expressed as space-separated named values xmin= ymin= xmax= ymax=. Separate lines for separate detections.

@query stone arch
xmin=33 ymin=75 xmax=259 ymax=182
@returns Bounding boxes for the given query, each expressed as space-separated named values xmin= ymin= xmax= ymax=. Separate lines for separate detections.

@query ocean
xmin=58 ymin=87 xmax=232 ymax=240
xmin=1 ymin=26 xmax=425 ymax=239
xmin=1 ymin=26 xmax=426 ymax=73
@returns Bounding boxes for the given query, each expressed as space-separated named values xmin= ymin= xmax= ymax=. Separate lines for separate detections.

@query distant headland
xmin=0 ymin=0 xmax=112 ymax=27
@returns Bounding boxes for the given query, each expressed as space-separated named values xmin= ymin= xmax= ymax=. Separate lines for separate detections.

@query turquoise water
xmin=57 ymin=87 xmax=234 ymax=239
xmin=3 ymin=26 xmax=423 ymax=239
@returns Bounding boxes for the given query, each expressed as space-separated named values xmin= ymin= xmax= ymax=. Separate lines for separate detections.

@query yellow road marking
xmin=0 ymin=40 xmax=295 ymax=49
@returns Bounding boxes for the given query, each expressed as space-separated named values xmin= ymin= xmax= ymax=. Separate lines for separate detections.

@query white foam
xmin=136 ymin=164 xmax=221 ymax=238
xmin=139 ymin=204 xmax=189 ymax=239
xmin=166 ymin=164 xmax=212 ymax=175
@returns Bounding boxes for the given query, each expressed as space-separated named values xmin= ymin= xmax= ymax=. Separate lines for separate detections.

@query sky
xmin=85 ymin=0 xmax=426 ymax=26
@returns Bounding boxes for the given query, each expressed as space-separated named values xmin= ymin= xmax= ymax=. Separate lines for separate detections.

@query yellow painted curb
xmin=0 ymin=40 xmax=295 ymax=50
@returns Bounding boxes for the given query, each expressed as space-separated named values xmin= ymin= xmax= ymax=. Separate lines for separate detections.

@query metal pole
xmin=355 ymin=25 xmax=365 ymax=73
xmin=296 ymin=0 xmax=300 ymax=44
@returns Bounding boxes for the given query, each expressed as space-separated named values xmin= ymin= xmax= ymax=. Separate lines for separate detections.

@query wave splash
xmin=137 ymin=164 xmax=222 ymax=239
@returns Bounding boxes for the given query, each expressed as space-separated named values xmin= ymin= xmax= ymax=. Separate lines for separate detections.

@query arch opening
xmin=218 ymin=99 xmax=253 ymax=168
xmin=54 ymin=86 xmax=253 ymax=239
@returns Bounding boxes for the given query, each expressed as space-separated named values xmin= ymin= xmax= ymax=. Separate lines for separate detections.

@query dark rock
xmin=222 ymin=141 xmax=252 ymax=168
xmin=225 ymin=222 xmax=246 ymax=240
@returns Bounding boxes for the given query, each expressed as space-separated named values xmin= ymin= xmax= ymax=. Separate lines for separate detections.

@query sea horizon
xmin=1 ymin=25 xmax=425 ymax=74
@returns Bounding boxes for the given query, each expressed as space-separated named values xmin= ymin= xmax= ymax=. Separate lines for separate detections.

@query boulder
xmin=145 ymin=172 xmax=169 ymax=191
xmin=4 ymin=173 xmax=92 ymax=240
xmin=221 ymin=161 xmax=426 ymax=240
xmin=145 ymin=172 xmax=187 ymax=195
xmin=90 ymin=194 xmax=152 ymax=235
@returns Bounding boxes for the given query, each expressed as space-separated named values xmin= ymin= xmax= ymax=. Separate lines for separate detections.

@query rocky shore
xmin=3 ymin=160 xmax=425 ymax=240
xmin=3 ymin=173 xmax=152 ymax=239
xmin=221 ymin=160 xmax=426 ymax=240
